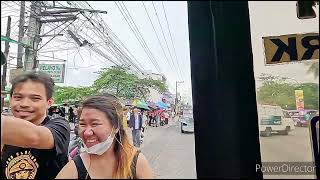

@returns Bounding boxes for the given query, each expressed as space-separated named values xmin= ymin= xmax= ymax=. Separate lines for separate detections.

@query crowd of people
xmin=1 ymin=71 xmax=154 ymax=179
xmin=123 ymin=107 xmax=173 ymax=148
xmin=48 ymin=105 xmax=79 ymax=123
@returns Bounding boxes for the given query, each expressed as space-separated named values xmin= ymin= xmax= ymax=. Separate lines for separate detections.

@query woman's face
xmin=79 ymin=107 xmax=114 ymax=148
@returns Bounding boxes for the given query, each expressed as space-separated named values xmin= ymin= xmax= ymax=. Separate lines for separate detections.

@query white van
xmin=257 ymin=105 xmax=295 ymax=137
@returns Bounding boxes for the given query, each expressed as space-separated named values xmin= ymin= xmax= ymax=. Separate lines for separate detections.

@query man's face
xmin=9 ymin=80 xmax=53 ymax=124
xmin=133 ymin=108 xmax=139 ymax=114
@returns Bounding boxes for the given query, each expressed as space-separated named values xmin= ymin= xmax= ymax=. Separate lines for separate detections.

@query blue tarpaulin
xmin=156 ymin=101 xmax=170 ymax=109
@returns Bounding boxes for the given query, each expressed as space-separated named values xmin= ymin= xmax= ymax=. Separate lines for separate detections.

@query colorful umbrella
xmin=125 ymin=99 xmax=134 ymax=106
xmin=136 ymin=100 xmax=150 ymax=110
xmin=156 ymin=101 xmax=169 ymax=109
xmin=125 ymin=99 xmax=139 ymax=107
xmin=132 ymin=99 xmax=140 ymax=106
xmin=147 ymin=101 xmax=157 ymax=109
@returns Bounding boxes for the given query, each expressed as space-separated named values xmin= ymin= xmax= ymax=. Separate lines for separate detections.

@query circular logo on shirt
xmin=5 ymin=151 xmax=39 ymax=179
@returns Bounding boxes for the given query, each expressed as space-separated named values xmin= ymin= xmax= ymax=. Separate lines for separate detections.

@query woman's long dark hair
xmin=79 ymin=94 xmax=136 ymax=178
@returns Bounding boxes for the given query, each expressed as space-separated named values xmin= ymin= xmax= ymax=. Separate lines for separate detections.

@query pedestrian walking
xmin=148 ymin=111 xmax=153 ymax=126
xmin=155 ymin=112 xmax=160 ymax=127
xmin=56 ymin=95 xmax=153 ymax=179
xmin=1 ymin=71 xmax=71 ymax=179
xmin=123 ymin=107 xmax=129 ymax=129
xmin=164 ymin=111 xmax=169 ymax=125
xmin=141 ymin=111 xmax=148 ymax=143
xmin=68 ymin=107 xmax=75 ymax=123
xmin=129 ymin=107 xmax=143 ymax=148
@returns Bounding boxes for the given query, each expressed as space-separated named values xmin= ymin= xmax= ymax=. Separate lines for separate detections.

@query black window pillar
xmin=188 ymin=1 xmax=263 ymax=178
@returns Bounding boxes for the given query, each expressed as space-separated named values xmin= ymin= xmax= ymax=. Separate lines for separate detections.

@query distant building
xmin=139 ymin=70 xmax=166 ymax=82
xmin=139 ymin=70 xmax=168 ymax=103
xmin=147 ymin=88 xmax=162 ymax=103
xmin=162 ymin=92 xmax=175 ymax=105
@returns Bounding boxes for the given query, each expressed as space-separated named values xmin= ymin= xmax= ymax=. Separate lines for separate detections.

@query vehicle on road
xmin=182 ymin=107 xmax=193 ymax=118
xmin=181 ymin=116 xmax=194 ymax=133
xmin=258 ymin=105 xmax=295 ymax=137
xmin=286 ymin=109 xmax=319 ymax=127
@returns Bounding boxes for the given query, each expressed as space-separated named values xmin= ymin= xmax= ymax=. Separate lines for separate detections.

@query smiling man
xmin=0 ymin=71 xmax=70 ymax=179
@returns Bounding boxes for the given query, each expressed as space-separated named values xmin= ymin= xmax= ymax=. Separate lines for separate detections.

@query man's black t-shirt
xmin=1 ymin=116 xmax=70 ymax=179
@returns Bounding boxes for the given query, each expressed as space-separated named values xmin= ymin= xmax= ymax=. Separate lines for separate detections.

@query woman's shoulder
xmin=56 ymin=158 xmax=78 ymax=179
xmin=135 ymin=152 xmax=154 ymax=179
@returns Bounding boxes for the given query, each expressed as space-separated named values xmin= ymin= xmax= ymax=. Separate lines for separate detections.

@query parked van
xmin=257 ymin=105 xmax=295 ymax=137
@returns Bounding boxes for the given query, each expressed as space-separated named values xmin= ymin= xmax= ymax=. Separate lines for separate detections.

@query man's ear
xmin=48 ymin=98 xmax=54 ymax=107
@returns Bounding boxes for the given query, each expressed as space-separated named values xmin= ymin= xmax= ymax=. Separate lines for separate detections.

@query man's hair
xmin=10 ymin=71 xmax=55 ymax=100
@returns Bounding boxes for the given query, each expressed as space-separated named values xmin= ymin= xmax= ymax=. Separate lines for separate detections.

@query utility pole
xmin=23 ymin=2 xmax=107 ymax=71
xmin=17 ymin=1 xmax=25 ymax=69
xmin=24 ymin=1 xmax=42 ymax=71
xmin=1 ymin=16 xmax=11 ymax=111
xmin=175 ymin=81 xmax=184 ymax=113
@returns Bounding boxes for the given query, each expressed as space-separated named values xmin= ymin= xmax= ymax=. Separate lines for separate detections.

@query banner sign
xmin=295 ymin=90 xmax=304 ymax=110
xmin=38 ymin=64 xmax=65 ymax=83
xmin=263 ymin=33 xmax=319 ymax=64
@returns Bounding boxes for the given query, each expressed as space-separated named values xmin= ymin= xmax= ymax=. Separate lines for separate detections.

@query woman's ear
xmin=115 ymin=128 xmax=120 ymax=134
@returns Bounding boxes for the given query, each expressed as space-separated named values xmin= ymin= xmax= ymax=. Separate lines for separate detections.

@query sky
xmin=1 ymin=1 xmax=319 ymax=105
xmin=1 ymin=1 xmax=192 ymax=100
xmin=60 ymin=1 xmax=192 ymax=92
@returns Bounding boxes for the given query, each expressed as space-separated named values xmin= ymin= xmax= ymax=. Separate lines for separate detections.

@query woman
xmin=56 ymin=95 xmax=153 ymax=179
xmin=140 ymin=111 xmax=148 ymax=143
xmin=122 ymin=107 xmax=129 ymax=129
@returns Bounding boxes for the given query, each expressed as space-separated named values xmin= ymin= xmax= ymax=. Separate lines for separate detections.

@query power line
xmin=11 ymin=2 xmax=102 ymax=70
xmin=67 ymin=20 xmax=124 ymax=66
xmin=151 ymin=1 xmax=182 ymax=81
xmin=0 ymin=18 xmax=21 ymax=36
xmin=68 ymin=1 xmax=144 ymax=73
xmin=114 ymin=2 xmax=150 ymax=71
xmin=39 ymin=40 xmax=107 ymax=52
xmin=120 ymin=1 xmax=165 ymax=74
xmin=67 ymin=64 xmax=100 ymax=69
xmin=71 ymin=1 xmax=148 ymax=74
xmin=37 ymin=18 xmax=78 ymax=51
xmin=115 ymin=1 xmax=163 ymax=74
xmin=161 ymin=1 xmax=185 ymax=80
xmin=6 ymin=1 xmax=159 ymax=76
xmin=141 ymin=1 xmax=180 ymax=81
xmin=2 ymin=2 xmax=105 ymax=71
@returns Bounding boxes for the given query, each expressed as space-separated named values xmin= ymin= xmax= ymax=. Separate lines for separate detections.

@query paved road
xmin=141 ymin=118 xmax=197 ymax=179
xmin=260 ymin=126 xmax=317 ymax=179
xmin=69 ymin=122 xmax=317 ymax=179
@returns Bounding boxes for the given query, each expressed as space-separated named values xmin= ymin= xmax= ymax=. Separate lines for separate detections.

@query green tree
xmin=53 ymin=86 xmax=96 ymax=104
xmin=93 ymin=65 xmax=168 ymax=100
xmin=257 ymin=74 xmax=319 ymax=110
xmin=305 ymin=61 xmax=319 ymax=79
xmin=53 ymin=65 xmax=169 ymax=103
xmin=93 ymin=65 xmax=138 ymax=99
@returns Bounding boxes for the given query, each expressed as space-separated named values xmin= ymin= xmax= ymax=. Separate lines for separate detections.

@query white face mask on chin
xmin=83 ymin=128 xmax=115 ymax=156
